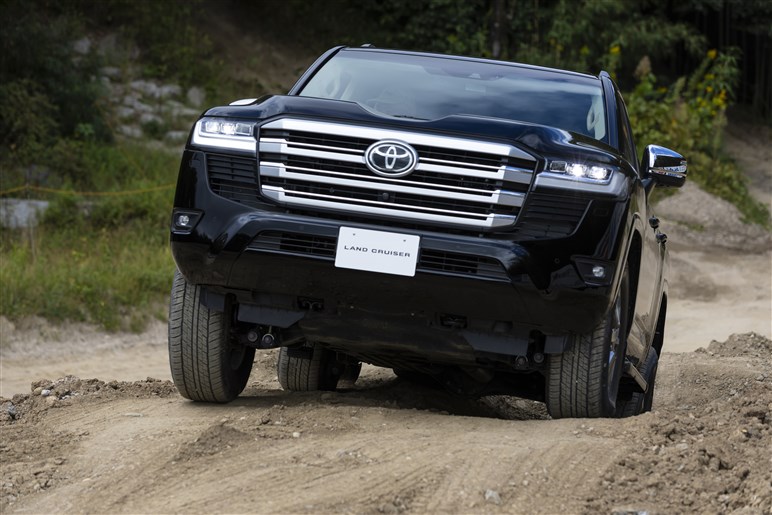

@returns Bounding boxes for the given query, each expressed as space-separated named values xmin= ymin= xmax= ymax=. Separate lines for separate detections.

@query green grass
xmin=1 ymin=224 xmax=175 ymax=332
xmin=0 ymin=142 xmax=179 ymax=331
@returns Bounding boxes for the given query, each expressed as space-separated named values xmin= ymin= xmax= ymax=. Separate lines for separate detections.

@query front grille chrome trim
xmin=261 ymin=186 xmax=517 ymax=229
xmin=258 ymin=118 xmax=536 ymax=229
xmin=260 ymin=118 xmax=536 ymax=161
xmin=260 ymin=162 xmax=525 ymax=207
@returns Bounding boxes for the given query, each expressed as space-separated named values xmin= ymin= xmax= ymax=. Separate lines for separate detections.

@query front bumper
xmin=171 ymin=149 xmax=628 ymax=366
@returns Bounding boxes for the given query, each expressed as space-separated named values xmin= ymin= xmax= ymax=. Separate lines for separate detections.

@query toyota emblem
xmin=364 ymin=140 xmax=418 ymax=177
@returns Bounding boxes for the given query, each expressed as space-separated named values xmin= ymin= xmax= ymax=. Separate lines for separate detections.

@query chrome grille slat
xmin=261 ymin=186 xmax=516 ymax=229
xmin=260 ymin=162 xmax=524 ymax=207
xmin=258 ymin=119 xmax=535 ymax=229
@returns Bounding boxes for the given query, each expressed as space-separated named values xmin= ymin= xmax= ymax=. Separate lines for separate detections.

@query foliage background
xmin=0 ymin=0 xmax=770 ymax=329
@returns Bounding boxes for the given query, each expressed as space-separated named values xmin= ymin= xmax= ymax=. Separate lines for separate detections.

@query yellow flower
xmin=706 ymin=86 xmax=713 ymax=93
xmin=707 ymin=49 xmax=717 ymax=59
xmin=610 ymin=45 xmax=621 ymax=55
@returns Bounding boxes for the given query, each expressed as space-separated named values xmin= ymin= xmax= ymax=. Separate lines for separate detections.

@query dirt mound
xmin=705 ymin=331 xmax=772 ymax=357
xmin=655 ymin=182 xmax=771 ymax=253
xmin=1 ymin=376 xmax=176 ymax=425
xmin=0 ymin=376 xmax=176 ymax=508
xmin=589 ymin=337 xmax=772 ymax=514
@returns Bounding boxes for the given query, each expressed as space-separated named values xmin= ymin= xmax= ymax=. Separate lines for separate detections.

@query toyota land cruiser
xmin=167 ymin=46 xmax=687 ymax=418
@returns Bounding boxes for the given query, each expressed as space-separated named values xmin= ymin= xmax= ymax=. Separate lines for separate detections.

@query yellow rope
xmin=0 ymin=183 xmax=175 ymax=197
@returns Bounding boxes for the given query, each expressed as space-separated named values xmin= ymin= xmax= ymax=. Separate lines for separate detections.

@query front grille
xmin=249 ymin=231 xmax=336 ymax=259
xmin=206 ymin=154 xmax=259 ymax=206
xmin=248 ymin=231 xmax=509 ymax=281
xmin=418 ymin=250 xmax=509 ymax=281
xmin=258 ymin=119 xmax=536 ymax=230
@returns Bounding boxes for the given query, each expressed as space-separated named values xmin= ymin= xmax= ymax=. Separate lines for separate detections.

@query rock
xmin=100 ymin=66 xmax=122 ymax=79
xmin=292 ymin=432 xmax=301 ymax=438
xmin=96 ymin=33 xmax=118 ymax=56
xmin=123 ymin=412 xmax=143 ymax=418
xmin=159 ymin=84 xmax=182 ymax=99
xmin=484 ymin=489 xmax=501 ymax=505
xmin=116 ymin=106 xmax=135 ymax=120
xmin=164 ymin=131 xmax=189 ymax=143
xmin=162 ymin=100 xmax=200 ymax=118
xmin=126 ymin=98 xmax=153 ymax=114
xmin=187 ymin=86 xmax=206 ymax=107
xmin=139 ymin=112 xmax=163 ymax=125
xmin=0 ymin=199 xmax=50 ymax=229
xmin=130 ymin=79 xmax=160 ymax=98
xmin=73 ymin=37 xmax=91 ymax=55
xmin=117 ymin=125 xmax=143 ymax=139
xmin=41 ymin=389 xmax=51 ymax=397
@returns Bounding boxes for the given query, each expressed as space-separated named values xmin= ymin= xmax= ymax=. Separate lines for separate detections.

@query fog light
xmin=591 ymin=265 xmax=606 ymax=278
xmin=171 ymin=210 xmax=201 ymax=233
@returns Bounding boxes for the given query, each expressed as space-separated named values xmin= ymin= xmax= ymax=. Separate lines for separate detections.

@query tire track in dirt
xmin=3 ymin=334 xmax=770 ymax=514
xmin=4 ymin=385 xmax=628 ymax=514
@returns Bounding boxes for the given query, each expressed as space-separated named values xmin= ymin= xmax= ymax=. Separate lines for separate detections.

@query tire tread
xmin=168 ymin=270 xmax=253 ymax=403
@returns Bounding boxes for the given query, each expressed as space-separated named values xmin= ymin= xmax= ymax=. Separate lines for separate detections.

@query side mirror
xmin=641 ymin=145 xmax=687 ymax=188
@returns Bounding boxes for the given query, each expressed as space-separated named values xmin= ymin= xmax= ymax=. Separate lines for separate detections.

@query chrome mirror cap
xmin=642 ymin=145 xmax=687 ymax=188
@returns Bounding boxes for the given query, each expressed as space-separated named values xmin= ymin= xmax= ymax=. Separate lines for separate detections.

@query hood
xmin=204 ymin=95 xmax=623 ymax=166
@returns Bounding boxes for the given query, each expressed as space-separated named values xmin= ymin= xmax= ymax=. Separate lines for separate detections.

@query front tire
xmin=546 ymin=269 xmax=629 ymax=418
xmin=168 ymin=270 xmax=255 ymax=402
xmin=277 ymin=343 xmax=341 ymax=391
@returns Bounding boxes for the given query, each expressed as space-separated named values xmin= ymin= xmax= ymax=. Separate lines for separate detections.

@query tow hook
xmin=244 ymin=327 xmax=281 ymax=349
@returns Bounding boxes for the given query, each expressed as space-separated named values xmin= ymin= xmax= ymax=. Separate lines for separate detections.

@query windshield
xmin=299 ymin=50 xmax=607 ymax=142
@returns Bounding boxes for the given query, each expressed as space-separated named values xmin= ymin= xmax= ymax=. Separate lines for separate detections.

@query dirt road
xmin=1 ymin=240 xmax=770 ymax=514
xmin=1 ymin=120 xmax=770 ymax=513
xmin=1 ymin=332 xmax=771 ymax=514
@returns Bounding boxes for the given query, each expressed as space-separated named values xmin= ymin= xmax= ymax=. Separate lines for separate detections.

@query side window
xmin=615 ymin=91 xmax=638 ymax=172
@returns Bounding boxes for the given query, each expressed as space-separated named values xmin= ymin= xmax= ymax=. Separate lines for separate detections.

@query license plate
xmin=335 ymin=227 xmax=420 ymax=277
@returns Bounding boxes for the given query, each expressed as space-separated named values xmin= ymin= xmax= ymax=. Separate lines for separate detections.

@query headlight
xmin=191 ymin=117 xmax=256 ymax=153
xmin=547 ymin=161 xmax=613 ymax=183
xmin=201 ymin=119 xmax=253 ymax=137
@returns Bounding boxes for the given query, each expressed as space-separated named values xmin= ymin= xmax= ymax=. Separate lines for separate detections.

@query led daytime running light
xmin=201 ymin=119 xmax=253 ymax=137
xmin=549 ymin=161 xmax=612 ymax=182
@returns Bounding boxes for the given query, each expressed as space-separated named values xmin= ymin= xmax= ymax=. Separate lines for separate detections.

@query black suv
xmin=168 ymin=46 xmax=687 ymax=418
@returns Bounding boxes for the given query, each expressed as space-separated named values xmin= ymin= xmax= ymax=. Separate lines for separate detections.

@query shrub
xmin=627 ymin=50 xmax=769 ymax=226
